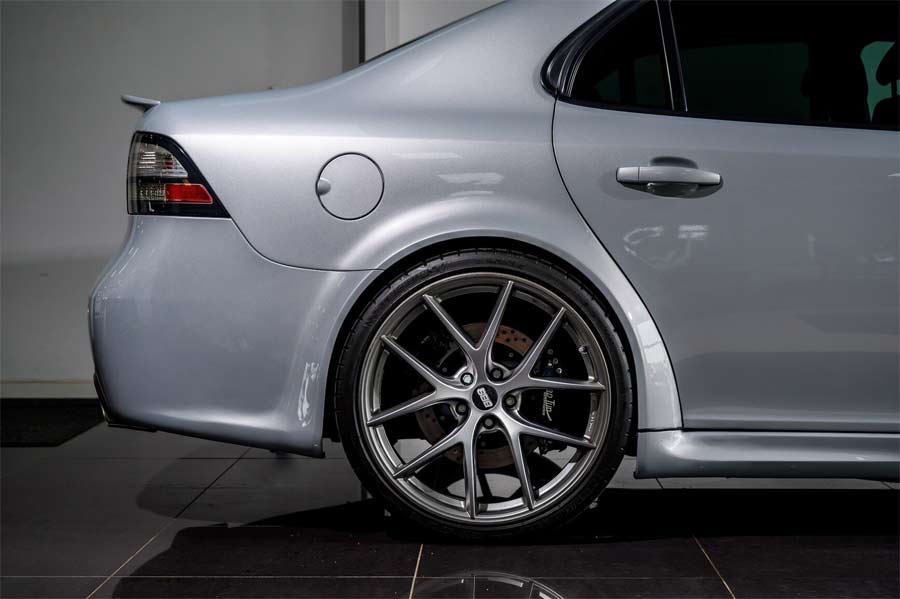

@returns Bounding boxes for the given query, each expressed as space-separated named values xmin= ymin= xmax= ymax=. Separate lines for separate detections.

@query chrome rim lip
xmin=359 ymin=272 xmax=612 ymax=526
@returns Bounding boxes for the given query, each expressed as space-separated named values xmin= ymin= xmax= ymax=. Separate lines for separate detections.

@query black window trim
xmin=543 ymin=0 xmax=899 ymax=132
xmin=542 ymin=0 xmax=680 ymax=116
xmin=658 ymin=0 xmax=687 ymax=111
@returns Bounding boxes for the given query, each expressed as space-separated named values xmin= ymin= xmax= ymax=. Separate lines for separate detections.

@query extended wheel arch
xmin=323 ymin=235 xmax=682 ymax=458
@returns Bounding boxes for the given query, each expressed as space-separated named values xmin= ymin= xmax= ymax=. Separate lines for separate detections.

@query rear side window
xmin=570 ymin=1 xmax=672 ymax=110
xmin=673 ymin=0 xmax=899 ymax=129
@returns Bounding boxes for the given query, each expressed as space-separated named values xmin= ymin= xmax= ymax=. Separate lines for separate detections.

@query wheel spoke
xmin=463 ymin=425 xmax=480 ymax=519
xmin=422 ymin=294 xmax=477 ymax=355
xmin=394 ymin=425 xmax=464 ymax=479
xmin=510 ymin=412 xmax=595 ymax=449
xmin=367 ymin=391 xmax=446 ymax=427
xmin=520 ymin=376 xmax=605 ymax=393
xmin=503 ymin=428 xmax=535 ymax=509
xmin=512 ymin=308 xmax=566 ymax=379
xmin=381 ymin=335 xmax=452 ymax=391
xmin=479 ymin=281 xmax=514 ymax=351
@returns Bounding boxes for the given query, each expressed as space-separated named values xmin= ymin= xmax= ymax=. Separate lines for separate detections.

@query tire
xmin=333 ymin=248 xmax=633 ymax=540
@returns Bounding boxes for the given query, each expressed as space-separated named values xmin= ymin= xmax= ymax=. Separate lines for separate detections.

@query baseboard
xmin=0 ymin=380 xmax=96 ymax=399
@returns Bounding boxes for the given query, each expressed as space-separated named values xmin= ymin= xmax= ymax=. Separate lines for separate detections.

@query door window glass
xmin=570 ymin=1 xmax=671 ymax=110
xmin=672 ymin=0 xmax=899 ymax=129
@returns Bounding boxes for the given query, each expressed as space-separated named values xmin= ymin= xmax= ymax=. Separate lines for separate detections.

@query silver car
xmin=90 ymin=0 xmax=900 ymax=538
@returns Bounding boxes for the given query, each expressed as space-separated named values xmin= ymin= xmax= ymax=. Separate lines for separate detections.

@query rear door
xmin=552 ymin=0 xmax=899 ymax=432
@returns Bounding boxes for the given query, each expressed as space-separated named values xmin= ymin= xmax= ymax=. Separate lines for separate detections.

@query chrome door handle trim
xmin=617 ymin=166 xmax=721 ymax=186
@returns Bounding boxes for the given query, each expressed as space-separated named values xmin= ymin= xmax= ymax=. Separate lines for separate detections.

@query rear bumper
xmin=93 ymin=372 xmax=155 ymax=431
xmin=89 ymin=216 xmax=371 ymax=456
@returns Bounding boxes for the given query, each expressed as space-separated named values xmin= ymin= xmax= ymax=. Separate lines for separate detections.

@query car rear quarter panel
xmin=137 ymin=0 xmax=609 ymax=273
xmin=128 ymin=0 xmax=683 ymax=437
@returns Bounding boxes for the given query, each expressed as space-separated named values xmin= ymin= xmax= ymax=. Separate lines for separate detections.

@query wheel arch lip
xmin=326 ymin=228 xmax=683 ymax=442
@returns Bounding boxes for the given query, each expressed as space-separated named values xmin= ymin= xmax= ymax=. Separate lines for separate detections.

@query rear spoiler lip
xmin=121 ymin=94 xmax=161 ymax=111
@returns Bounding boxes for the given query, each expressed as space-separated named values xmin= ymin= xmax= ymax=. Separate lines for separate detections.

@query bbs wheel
xmin=334 ymin=249 xmax=632 ymax=539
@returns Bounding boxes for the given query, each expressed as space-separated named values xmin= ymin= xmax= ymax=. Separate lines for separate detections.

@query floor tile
xmin=92 ymin=576 xmax=412 ymax=598
xmin=413 ymin=571 xmax=728 ymax=599
xmin=608 ymin=457 xmax=661 ymax=489
xmin=59 ymin=426 xmax=245 ymax=459
xmin=109 ymin=500 xmax=421 ymax=579
xmin=413 ymin=575 xmax=728 ymax=598
xmin=683 ymin=489 xmax=899 ymax=538
xmin=241 ymin=447 xmax=304 ymax=459
xmin=536 ymin=577 xmax=730 ymax=598
xmin=724 ymin=576 xmax=900 ymax=598
xmin=561 ymin=488 xmax=692 ymax=538
xmin=417 ymin=537 xmax=714 ymax=580
xmin=177 ymin=457 xmax=366 ymax=524
xmin=418 ymin=492 xmax=714 ymax=581
xmin=3 ymin=419 xmax=898 ymax=599
xmin=699 ymin=533 xmax=900 ymax=579
xmin=0 ymin=447 xmax=56 ymax=479
xmin=0 ymin=576 xmax=103 ymax=599
xmin=1 ymin=457 xmax=235 ymax=576
xmin=686 ymin=489 xmax=899 ymax=598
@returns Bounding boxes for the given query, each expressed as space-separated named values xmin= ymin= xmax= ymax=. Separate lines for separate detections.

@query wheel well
xmin=322 ymin=237 xmax=639 ymax=455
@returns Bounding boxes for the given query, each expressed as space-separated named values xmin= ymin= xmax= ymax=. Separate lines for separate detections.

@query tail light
xmin=127 ymin=132 xmax=228 ymax=217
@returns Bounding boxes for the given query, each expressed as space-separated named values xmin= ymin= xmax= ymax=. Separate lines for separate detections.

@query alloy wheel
xmin=358 ymin=272 xmax=612 ymax=525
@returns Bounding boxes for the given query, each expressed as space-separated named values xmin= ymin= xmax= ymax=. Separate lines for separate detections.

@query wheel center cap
xmin=471 ymin=385 xmax=498 ymax=411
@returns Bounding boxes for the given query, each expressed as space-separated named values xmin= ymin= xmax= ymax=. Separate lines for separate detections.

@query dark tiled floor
xmin=1 ymin=424 xmax=897 ymax=598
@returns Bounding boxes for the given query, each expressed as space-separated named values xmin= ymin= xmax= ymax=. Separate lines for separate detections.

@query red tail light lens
xmin=127 ymin=133 xmax=228 ymax=217
xmin=164 ymin=183 xmax=214 ymax=204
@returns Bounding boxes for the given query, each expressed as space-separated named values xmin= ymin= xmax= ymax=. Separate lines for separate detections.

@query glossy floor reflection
xmin=1 ymin=425 xmax=897 ymax=598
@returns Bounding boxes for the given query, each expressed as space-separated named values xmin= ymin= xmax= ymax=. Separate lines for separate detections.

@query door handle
xmin=617 ymin=166 xmax=721 ymax=187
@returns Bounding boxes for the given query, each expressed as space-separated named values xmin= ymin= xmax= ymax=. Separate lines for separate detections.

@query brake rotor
xmin=415 ymin=323 xmax=537 ymax=468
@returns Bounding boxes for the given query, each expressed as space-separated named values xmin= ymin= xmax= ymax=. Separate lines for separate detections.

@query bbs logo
xmin=476 ymin=387 xmax=494 ymax=408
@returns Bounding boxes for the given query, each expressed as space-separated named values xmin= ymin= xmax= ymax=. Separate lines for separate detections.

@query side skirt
xmin=635 ymin=429 xmax=900 ymax=481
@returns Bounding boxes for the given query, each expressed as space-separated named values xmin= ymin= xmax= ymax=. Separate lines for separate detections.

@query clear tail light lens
xmin=127 ymin=132 xmax=228 ymax=217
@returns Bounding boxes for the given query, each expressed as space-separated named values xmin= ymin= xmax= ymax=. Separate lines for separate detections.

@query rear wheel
xmin=334 ymin=249 xmax=632 ymax=539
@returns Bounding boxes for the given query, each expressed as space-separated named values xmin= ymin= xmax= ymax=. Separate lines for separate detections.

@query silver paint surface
xmin=90 ymin=215 xmax=370 ymax=456
xmin=637 ymin=430 xmax=900 ymax=480
xmin=554 ymin=105 xmax=899 ymax=433
xmin=90 ymin=0 xmax=899 ymax=476
xmin=108 ymin=0 xmax=682 ymax=443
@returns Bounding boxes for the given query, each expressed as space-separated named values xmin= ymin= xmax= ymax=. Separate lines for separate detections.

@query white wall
xmin=365 ymin=0 xmax=502 ymax=58
xmin=1 ymin=0 xmax=354 ymax=397
xmin=1 ymin=0 xmax=496 ymax=398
